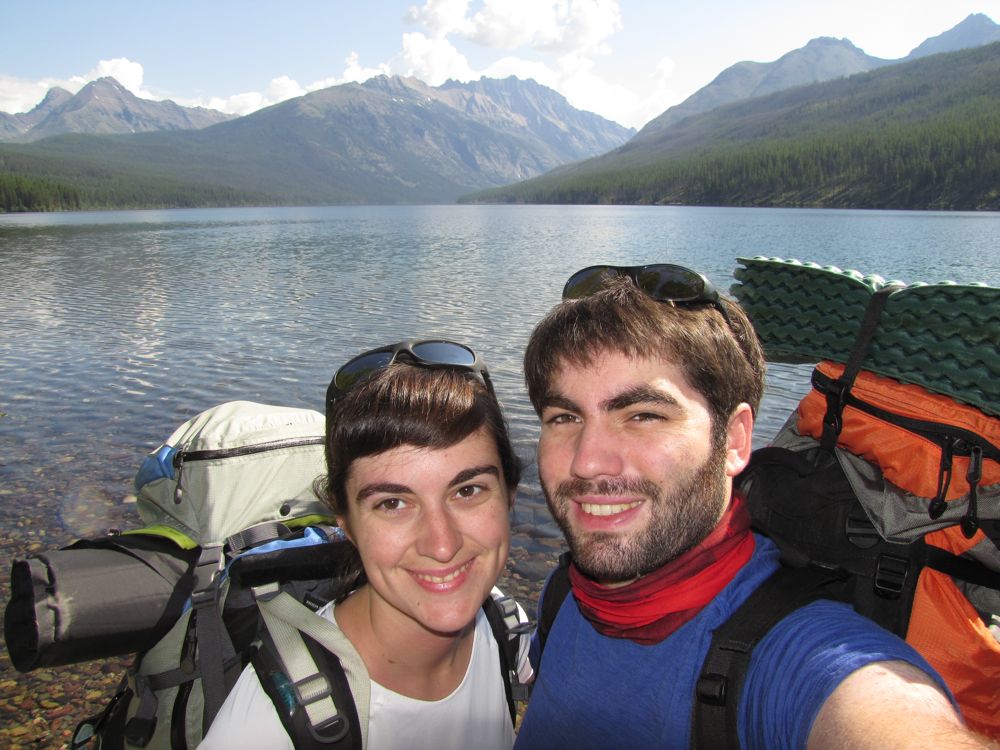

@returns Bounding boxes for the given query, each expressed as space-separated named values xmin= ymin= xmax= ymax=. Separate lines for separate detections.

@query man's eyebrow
xmin=603 ymin=385 xmax=680 ymax=412
xmin=355 ymin=482 xmax=410 ymax=503
xmin=539 ymin=394 xmax=580 ymax=412
xmin=450 ymin=465 xmax=500 ymax=486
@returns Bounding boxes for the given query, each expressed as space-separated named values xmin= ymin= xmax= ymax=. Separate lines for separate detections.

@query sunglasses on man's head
xmin=326 ymin=339 xmax=495 ymax=409
xmin=562 ymin=264 xmax=734 ymax=328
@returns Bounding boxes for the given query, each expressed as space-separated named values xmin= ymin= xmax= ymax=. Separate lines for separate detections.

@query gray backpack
xmin=6 ymin=401 xmax=341 ymax=749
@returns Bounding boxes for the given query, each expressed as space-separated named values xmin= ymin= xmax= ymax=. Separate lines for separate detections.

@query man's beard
xmin=543 ymin=441 xmax=729 ymax=582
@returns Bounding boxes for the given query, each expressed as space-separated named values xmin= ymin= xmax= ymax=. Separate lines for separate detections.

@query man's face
xmin=537 ymin=351 xmax=742 ymax=584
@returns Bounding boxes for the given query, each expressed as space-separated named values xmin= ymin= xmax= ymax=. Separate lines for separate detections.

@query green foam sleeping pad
xmin=730 ymin=256 xmax=1000 ymax=417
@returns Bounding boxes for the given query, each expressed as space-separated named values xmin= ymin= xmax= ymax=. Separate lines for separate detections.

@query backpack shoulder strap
xmin=693 ymin=567 xmax=848 ymax=750
xmin=536 ymin=551 xmax=573 ymax=662
xmin=251 ymin=628 xmax=362 ymax=750
xmin=253 ymin=586 xmax=369 ymax=748
xmin=482 ymin=593 xmax=531 ymax=724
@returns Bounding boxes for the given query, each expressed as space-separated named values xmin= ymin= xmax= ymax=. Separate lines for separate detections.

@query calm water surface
xmin=3 ymin=204 xmax=1000 ymax=552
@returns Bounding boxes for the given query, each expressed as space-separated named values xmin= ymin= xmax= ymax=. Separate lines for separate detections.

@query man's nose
xmin=569 ymin=420 xmax=624 ymax=479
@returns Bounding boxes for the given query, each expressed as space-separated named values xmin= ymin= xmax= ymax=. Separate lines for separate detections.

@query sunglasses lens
xmin=563 ymin=266 xmax=620 ymax=299
xmin=411 ymin=341 xmax=476 ymax=366
xmin=335 ymin=351 xmax=395 ymax=392
xmin=639 ymin=265 xmax=705 ymax=301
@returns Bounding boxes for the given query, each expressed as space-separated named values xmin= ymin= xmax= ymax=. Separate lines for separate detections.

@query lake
xmin=4 ymin=203 xmax=1000 ymax=547
xmin=2 ymin=204 xmax=1000 ymax=743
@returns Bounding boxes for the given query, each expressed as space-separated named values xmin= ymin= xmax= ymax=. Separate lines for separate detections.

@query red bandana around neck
xmin=568 ymin=493 xmax=755 ymax=645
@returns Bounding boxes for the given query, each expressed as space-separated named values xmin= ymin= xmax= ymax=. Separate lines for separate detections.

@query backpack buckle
xmin=695 ymin=673 xmax=728 ymax=706
xmin=293 ymin=672 xmax=333 ymax=706
xmin=873 ymin=554 xmax=909 ymax=598
xmin=845 ymin=514 xmax=879 ymax=549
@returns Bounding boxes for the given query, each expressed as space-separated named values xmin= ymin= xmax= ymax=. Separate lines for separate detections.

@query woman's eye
xmin=375 ymin=497 xmax=408 ymax=512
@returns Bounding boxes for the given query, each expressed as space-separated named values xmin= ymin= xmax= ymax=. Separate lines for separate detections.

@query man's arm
xmin=807 ymin=660 xmax=997 ymax=750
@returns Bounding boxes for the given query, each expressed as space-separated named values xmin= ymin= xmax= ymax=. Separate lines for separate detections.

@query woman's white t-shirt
xmin=199 ymin=593 xmax=531 ymax=750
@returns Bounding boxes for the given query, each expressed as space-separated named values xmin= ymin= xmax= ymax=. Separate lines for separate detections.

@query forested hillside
xmin=463 ymin=43 xmax=1000 ymax=210
xmin=0 ymin=149 xmax=275 ymax=212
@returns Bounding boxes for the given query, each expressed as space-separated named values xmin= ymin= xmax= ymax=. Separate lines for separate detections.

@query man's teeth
xmin=581 ymin=501 xmax=641 ymax=516
xmin=416 ymin=562 xmax=471 ymax=583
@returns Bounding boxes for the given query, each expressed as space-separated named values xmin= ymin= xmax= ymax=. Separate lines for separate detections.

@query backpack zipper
xmin=172 ymin=436 xmax=325 ymax=504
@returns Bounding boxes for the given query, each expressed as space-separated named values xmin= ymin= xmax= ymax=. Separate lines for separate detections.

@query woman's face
xmin=339 ymin=426 xmax=513 ymax=636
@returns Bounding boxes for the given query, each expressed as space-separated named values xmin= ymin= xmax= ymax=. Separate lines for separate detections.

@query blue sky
xmin=3 ymin=1 xmax=998 ymax=129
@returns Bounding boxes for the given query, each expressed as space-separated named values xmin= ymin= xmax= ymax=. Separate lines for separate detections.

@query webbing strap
xmin=535 ymin=552 xmax=573 ymax=673
xmin=226 ymin=521 xmax=291 ymax=553
xmin=254 ymin=585 xmax=356 ymax=744
xmin=191 ymin=544 xmax=232 ymax=730
xmin=926 ymin=545 xmax=1000 ymax=590
xmin=821 ymin=285 xmax=902 ymax=450
xmin=693 ymin=568 xmax=847 ymax=749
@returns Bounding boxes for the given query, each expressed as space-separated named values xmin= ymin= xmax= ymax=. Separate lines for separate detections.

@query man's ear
xmin=724 ymin=403 xmax=754 ymax=477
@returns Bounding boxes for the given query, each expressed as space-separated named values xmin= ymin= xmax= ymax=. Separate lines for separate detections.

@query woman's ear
xmin=335 ymin=515 xmax=355 ymax=545
xmin=724 ymin=403 xmax=754 ymax=477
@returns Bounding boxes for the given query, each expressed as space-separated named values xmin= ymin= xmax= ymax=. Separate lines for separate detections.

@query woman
xmin=200 ymin=339 xmax=532 ymax=750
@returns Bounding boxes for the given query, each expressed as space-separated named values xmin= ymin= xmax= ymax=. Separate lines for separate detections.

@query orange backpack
xmin=731 ymin=256 xmax=1000 ymax=738
xmin=792 ymin=361 xmax=1000 ymax=736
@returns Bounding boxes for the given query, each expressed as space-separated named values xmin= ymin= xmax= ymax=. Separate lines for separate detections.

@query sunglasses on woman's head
xmin=562 ymin=264 xmax=734 ymax=329
xmin=326 ymin=339 xmax=496 ymax=409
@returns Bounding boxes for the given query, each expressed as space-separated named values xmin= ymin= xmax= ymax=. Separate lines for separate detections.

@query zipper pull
xmin=928 ymin=436 xmax=954 ymax=520
xmin=173 ymin=450 xmax=186 ymax=504
xmin=960 ymin=445 xmax=983 ymax=539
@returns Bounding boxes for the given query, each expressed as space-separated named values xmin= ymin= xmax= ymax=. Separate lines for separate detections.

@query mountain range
xmin=637 ymin=13 xmax=1000 ymax=139
xmin=2 ymin=13 xmax=999 ymax=209
xmin=464 ymin=40 xmax=1000 ymax=210
xmin=0 ymin=75 xmax=634 ymax=204
xmin=0 ymin=77 xmax=233 ymax=141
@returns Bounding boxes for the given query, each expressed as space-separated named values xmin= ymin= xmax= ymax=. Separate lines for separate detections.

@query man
xmin=514 ymin=265 xmax=993 ymax=749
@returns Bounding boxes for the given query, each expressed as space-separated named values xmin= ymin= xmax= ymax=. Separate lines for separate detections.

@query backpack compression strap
xmin=820 ymin=285 xmax=902 ymax=452
xmin=693 ymin=567 xmax=849 ymax=749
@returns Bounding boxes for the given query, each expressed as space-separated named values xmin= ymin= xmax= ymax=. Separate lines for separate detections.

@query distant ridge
xmin=0 ymin=77 xmax=232 ymax=141
xmin=906 ymin=12 xmax=1000 ymax=59
xmin=461 ymin=42 xmax=1000 ymax=211
xmin=639 ymin=37 xmax=889 ymax=139
xmin=635 ymin=13 xmax=1000 ymax=140
xmin=0 ymin=75 xmax=633 ymax=207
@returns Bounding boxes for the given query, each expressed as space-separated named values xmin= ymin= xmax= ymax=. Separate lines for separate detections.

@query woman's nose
xmin=416 ymin=505 xmax=463 ymax=562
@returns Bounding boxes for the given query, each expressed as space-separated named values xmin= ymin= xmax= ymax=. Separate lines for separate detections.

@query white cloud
xmin=0 ymin=1 xmax=641 ymax=126
xmin=198 ymin=77 xmax=306 ymax=116
xmin=396 ymin=0 xmax=636 ymax=122
xmin=405 ymin=0 xmax=475 ymax=38
xmin=481 ymin=56 xmax=560 ymax=88
xmin=71 ymin=58 xmax=151 ymax=98
xmin=0 ymin=75 xmax=54 ymax=114
xmin=466 ymin=0 xmax=621 ymax=54
xmin=187 ymin=53 xmax=395 ymax=116
xmin=401 ymin=32 xmax=478 ymax=83
xmin=308 ymin=52 xmax=393 ymax=91
xmin=0 ymin=57 xmax=154 ymax=114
